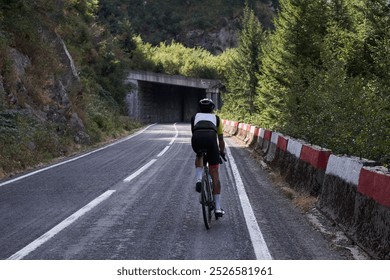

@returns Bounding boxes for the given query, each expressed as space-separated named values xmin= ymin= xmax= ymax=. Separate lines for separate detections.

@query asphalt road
xmin=0 ymin=123 xmax=351 ymax=260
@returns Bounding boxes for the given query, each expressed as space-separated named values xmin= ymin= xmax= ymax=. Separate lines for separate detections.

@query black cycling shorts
xmin=191 ymin=130 xmax=219 ymax=166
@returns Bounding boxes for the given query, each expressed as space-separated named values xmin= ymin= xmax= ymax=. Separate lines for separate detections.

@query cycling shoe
xmin=215 ymin=209 xmax=225 ymax=218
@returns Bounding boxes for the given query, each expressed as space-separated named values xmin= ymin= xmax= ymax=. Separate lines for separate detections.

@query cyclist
xmin=191 ymin=98 xmax=226 ymax=218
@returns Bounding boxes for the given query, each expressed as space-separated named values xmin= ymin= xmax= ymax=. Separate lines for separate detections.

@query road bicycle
xmin=200 ymin=152 xmax=227 ymax=230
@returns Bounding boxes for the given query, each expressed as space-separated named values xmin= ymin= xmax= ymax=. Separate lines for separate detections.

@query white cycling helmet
xmin=199 ymin=98 xmax=215 ymax=112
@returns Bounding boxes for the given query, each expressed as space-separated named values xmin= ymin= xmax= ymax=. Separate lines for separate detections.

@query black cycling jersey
xmin=191 ymin=113 xmax=221 ymax=166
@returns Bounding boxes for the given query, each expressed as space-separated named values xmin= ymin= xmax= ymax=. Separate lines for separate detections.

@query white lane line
xmin=158 ymin=123 xmax=178 ymax=157
xmin=169 ymin=123 xmax=178 ymax=145
xmin=225 ymin=144 xmax=273 ymax=260
xmin=6 ymin=123 xmax=177 ymax=259
xmin=7 ymin=190 xmax=116 ymax=260
xmin=157 ymin=146 xmax=170 ymax=157
xmin=123 ymin=159 xmax=157 ymax=182
xmin=124 ymin=123 xmax=178 ymax=180
xmin=0 ymin=124 xmax=156 ymax=187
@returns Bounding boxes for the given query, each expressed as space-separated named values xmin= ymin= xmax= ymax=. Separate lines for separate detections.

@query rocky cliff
xmin=177 ymin=18 xmax=239 ymax=54
xmin=0 ymin=26 xmax=90 ymax=177
xmin=2 ymin=30 xmax=88 ymax=137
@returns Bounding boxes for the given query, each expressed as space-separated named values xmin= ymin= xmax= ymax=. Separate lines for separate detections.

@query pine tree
xmin=221 ymin=3 xmax=265 ymax=121
xmin=307 ymin=0 xmax=390 ymax=161
xmin=256 ymin=0 xmax=328 ymax=131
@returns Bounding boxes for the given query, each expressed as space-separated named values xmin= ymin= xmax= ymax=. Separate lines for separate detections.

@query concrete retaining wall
xmin=222 ymin=119 xmax=390 ymax=259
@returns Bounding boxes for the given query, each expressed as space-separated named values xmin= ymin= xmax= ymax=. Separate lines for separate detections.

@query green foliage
xmin=0 ymin=111 xmax=64 ymax=174
xmin=302 ymin=0 xmax=390 ymax=163
xmin=0 ymin=0 xmax=142 ymax=176
xmin=256 ymin=0 xmax=329 ymax=130
xmin=67 ymin=0 xmax=99 ymax=21
xmin=57 ymin=0 xmax=137 ymax=113
xmin=130 ymin=37 xmax=222 ymax=79
xmin=107 ymin=0 xmax=277 ymax=47
xmin=222 ymin=0 xmax=390 ymax=163
xmin=220 ymin=4 xmax=266 ymax=122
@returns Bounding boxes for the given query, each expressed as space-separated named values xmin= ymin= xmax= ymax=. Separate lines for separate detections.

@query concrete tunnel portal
xmin=125 ymin=70 xmax=224 ymax=123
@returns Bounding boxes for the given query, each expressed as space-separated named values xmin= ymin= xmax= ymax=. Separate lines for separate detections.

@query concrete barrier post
xmin=317 ymin=155 xmax=375 ymax=229
xmin=352 ymin=166 xmax=390 ymax=259
xmin=298 ymin=145 xmax=332 ymax=196
xmin=229 ymin=121 xmax=239 ymax=136
xmin=284 ymin=138 xmax=304 ymax=186
xmin=248 ymin=125 xmax=260 ymax=148
xmin=265 ymin=132 xmax=281 ymax=163
xmin=275 ymin=135 xmax=289 ymax=172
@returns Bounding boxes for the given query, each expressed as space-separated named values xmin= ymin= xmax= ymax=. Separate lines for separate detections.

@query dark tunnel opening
xmin=136 ymin=81 xmax=209 ymax=123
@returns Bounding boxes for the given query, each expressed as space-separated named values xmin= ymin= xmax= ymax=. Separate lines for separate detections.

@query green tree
xmin=256 ymin=0 xmax=328 ymax=131
xmin=289 ymin=0 xmax=390 ymax=162
xmin=221 ymin=4 xmax=265 ymax=122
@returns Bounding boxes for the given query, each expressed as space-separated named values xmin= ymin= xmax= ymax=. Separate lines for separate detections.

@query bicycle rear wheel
xmin=201 ymin=173 xmax=213 ymax=230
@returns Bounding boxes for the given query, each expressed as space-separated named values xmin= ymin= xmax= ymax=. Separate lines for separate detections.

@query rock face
xmin=178 ymin=19 xmax=239 ymax=54
xmin=0 ymin=28 xmax=89 ymax=146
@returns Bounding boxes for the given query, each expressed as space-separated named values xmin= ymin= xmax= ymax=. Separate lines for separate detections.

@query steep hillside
xmin=0 ymin=1 xmax=139 ymax=178
xmin=0 ymin=0 xmax=277 ymax=178
xmin=99 ymin=0 xmax=278 ymax=54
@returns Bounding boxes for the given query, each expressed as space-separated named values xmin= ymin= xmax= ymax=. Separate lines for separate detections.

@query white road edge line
xmin=7 ymin=190 xmax=116 ymax=260
xmin=225 ymin=144 xmax=273 ymax=260
xmin=0 ymin=124 xmax=156 ymax=187
xmin=123 ymin=159 xmax=157 ymax=182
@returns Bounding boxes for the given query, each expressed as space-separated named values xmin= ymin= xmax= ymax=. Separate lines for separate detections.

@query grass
xmin=268 ymin=170 xmax=318 ymax=213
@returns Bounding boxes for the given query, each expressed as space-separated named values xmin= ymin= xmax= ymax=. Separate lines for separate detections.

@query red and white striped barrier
xmin=237 ymin=123 xmax=250 ymax=141
xmin=277 ymin=135 xmax=289 ymax=152
xmin=283 ymin=138 xmax=304 ymax=188
xmin=318 ymin=155 xmax=389 ymax=259
xmin=319 ymin=155 xmax=365 ymax=212
xmin=273 ymin=134 xmax=290 ymax=170
xmin=358 ymin=166 xmax=390 ymax=208
xmin=265 ymin=132 xmax=282 ymax=163
xmin=228 ymin=121 xmax=239 ymax=135
xmin=353 ymin=166 xmax=390 ymax=259
xmin=300 ymin=145 xmax=332 ymax=171
xmin=299 ymin=144 xmax=332 ymax=195
xmin=286 ymin=138 xmax=303 ymax=158
xmin=222 ymin=120 xmax=239 ymax=136
xmin=225 ymin=118 xmax=389 ymax=258
xmin=263 ymin=130 xmax=272 ymax=153
xmin=242 ymin=124 xmax=252 ymax=143
xmin=247 ymin=125 xmax=260 ymax=147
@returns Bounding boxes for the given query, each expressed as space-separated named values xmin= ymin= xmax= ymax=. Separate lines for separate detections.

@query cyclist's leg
xmin=209 ymin=165 xmax=220 ymax=194
xmin=206 ymin=133 xmax=224 ymax=216
xmin=205 ymin=132 xmax=220 ymax=194
xmin=194 ymin=153 xmax=203 ymax=192
xmin=191 ymin=132 xmax=205 ymax=192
